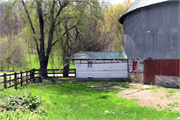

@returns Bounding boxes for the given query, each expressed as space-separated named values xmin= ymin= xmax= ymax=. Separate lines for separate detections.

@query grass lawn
xmin=0 ymin=79 xmax=180 ymax=119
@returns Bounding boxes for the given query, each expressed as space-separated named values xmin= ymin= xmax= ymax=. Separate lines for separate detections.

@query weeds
xmin=166 ymin=93 xmax=173 ymax=98
xmin=0 ymin=92 xmax=45 ymax=119
xmin=157 ymin=104 xmax=161 ymax=108
xmin=168 ymin=89 xmax=175 ymax=94
xmin=167 ymin=102 xmax=180 ymax=107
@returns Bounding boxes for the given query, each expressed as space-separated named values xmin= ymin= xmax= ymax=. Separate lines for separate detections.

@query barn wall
xmin=143 ymin=59 xmax=179 ymax=85
xmin=123 ymin=1 xmax=180 ymax=59
xmin=75 ymin=60 xmax=128 ymax=79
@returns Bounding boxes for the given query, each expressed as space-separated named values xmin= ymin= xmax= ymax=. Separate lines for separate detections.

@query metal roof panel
xmin=74 ymin=51 xmax=127 ymax=59
xmin=119 ymin=0 xmax=170 ymax=24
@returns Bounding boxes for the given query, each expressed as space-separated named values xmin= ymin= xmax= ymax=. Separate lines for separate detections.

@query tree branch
xmin=54 ymin=1 xmax=69 ymax=22
xmin=51 ymin=25 xmax=77 ymax=47
xmin=21 ymin=0 xmax=40 ymax=54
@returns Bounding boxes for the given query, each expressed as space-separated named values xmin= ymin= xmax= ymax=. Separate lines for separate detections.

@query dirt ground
xmin=116 ymin=83 xmax=180 ymax=111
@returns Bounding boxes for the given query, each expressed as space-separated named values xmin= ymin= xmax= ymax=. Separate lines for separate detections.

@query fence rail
xmin=33 ymin=69 xmax=76 ymax=78
xmin=0 ymin=69 xmax=76 ymax=90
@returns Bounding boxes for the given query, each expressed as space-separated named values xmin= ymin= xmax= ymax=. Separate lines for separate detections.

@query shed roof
xmin=119 ymin=0 xmax=169 ymax=24
xmin=74 ymin=51 xmax=127 ymax=60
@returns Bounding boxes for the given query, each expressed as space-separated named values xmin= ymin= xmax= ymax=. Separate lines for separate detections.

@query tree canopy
xmin=0 ymin=0 xmax=132 ymax=73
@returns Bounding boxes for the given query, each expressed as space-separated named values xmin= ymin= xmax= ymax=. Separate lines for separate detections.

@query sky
xmin=109 ymin=0 xmax=136 ymax=4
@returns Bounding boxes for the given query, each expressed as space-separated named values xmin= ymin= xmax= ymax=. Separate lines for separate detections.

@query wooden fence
xmin=0 ymin=69 xmax=76 ymax=90
xmin=33 ymin=69 xmax=76 ymax=78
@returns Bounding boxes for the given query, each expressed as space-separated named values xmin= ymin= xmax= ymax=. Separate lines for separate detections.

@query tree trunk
xmin=63 ymin=59 xmax=69 ymax=77
xmin=39 ymin=57 xmax=48 ymax=77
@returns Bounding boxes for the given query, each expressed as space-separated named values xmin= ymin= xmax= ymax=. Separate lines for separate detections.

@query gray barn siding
xmin=123 ymin=1 xmax=180 ymax=59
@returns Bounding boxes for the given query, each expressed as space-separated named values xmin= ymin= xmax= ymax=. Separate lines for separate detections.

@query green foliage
xmin=0 ymin=36 xmax=28 ymax=71
xmin=104 ymin=0 xmax=132 ymax=51
xmin=1 ymin=0 xmax=132 ymax=72
xmin=25 ymin=54 xmax=75 ymax=69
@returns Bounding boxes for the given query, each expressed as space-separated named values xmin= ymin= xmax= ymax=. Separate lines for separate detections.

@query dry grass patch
xmin=117 ymin=83 xmax=180 ymax=111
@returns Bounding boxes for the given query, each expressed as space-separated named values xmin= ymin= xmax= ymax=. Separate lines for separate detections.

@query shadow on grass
xmin=27 ymin=78 xmax=131 ymax=97
xmin=43 ymin=77 xmax=75 ymax=83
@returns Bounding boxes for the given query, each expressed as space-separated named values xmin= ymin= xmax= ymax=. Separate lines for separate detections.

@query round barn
xmin=119 ymin=0 xmax=180 ymax=87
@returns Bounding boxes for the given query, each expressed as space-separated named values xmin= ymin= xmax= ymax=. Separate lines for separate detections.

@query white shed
xmin=74 ymin=51 xmax=128 ymax=81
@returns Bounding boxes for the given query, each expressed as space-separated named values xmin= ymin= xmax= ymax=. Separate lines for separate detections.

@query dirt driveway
xmin=117 ymin=83 xmax=180 ymax=111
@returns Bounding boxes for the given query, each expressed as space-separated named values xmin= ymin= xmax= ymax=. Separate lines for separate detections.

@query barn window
xmin=88 ymin=61 xmax=92 ymax=68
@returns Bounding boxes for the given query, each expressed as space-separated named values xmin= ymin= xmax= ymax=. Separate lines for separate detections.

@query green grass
xmin=25 ymin=54 xmax=40 ymax=70
xmin=26 ymin=54 xmax=75 ymax=70
xmin=0 ymin=79 xmax=180 ymax=120
xmin=0 ymin=72 xmax=15 ymax=74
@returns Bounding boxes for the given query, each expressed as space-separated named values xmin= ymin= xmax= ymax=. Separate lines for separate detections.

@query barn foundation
xmin=155 ymin=75 xmax=180 ymax=88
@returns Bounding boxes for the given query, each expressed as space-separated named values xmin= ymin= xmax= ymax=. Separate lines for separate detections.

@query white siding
xmin=76 ymin=71 xmax=111 ymax=78
xmin=111 ymin=71 xmax=128 ymax=78
xmin=75 ymin=60 xmax=128 ymax=79
xmin=92 ymin=64 xmax=110 ymax=71
xmin=110 ymin=63 xmax=127 ymax=71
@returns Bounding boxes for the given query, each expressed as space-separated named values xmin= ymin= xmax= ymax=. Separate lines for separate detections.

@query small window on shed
xmin=88 ymin=61 xmax=92 ymax=68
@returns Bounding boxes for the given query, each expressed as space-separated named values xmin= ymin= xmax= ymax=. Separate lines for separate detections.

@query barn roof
xmin=74 ymin=51 xmax=127 ymax=60
xmin=119 ymin=0 xmax=169 ymax=24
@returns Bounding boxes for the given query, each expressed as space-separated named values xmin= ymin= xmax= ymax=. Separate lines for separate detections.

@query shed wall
xmin=75 ymin=60 xmax=128 ymax=79
xmin=123 ymin=1 xmax=180 ymax=59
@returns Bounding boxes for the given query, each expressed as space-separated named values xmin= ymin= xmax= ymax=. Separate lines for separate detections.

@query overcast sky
xmin=109 ymin=0 xmax=135 ymax=4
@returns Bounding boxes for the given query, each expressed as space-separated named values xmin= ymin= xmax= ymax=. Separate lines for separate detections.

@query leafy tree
xmin=20 ymin=0 xmax=104 ymax=76
xmin=0 ymin=1 xmax=22 ymax=37
xmin=0 ymin=0 xmax=131 ymax=75
xmin=0 ymin=1 xmax=27 ymax=71
xmin=53 ymin=0 xmax=111 ymax=76
xmin=0 ymin=36 xmax=27 ymax=71
xmin=104 ymin=0 xmax=132 ymax=51
xmin=19 ymin=0 xmax=72 ymax=76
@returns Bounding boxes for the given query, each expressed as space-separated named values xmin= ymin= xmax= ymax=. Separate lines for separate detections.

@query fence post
xmin=30 ymin=70 xmax=32 ymax=82
xmin=4 ymin=73 xmax=7 ymax=89
xmin=75 ymin=69 xmax=76 ymax=77
xmin=32 ymin=69 xmax=35 ymax=83
xmin=20 ymin=72 xmax=23 ymax=86
xmin=26 ymin=71 xmax=28 ymax=84
xmin=14 ymin=72 xmax=17 ymax=89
